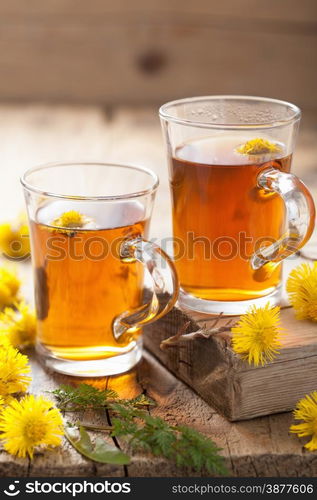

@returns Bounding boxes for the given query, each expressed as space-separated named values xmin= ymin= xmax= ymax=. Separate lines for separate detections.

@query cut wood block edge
xmin=144 ymin=303 xmax=317 ymax=421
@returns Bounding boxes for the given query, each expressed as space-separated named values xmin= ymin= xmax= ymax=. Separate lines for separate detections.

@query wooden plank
xmin=28 ymin=353 xmax=126 ymax=477
xmin=0 ymin=2 xmax=315 ymax=108
xmin=144 ymin=301 xmax=317 ymax=421
xmin=0 ymin=349 xmax=312 ymax=477
xmin=0 ymin=1 xmax=316 ymax=24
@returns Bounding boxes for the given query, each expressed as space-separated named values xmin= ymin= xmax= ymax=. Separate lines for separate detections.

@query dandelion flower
xmin=0 ymin=345 xmax=31 ymax=401
xmin=0 ymin=218 xmax=30 ymax=260
xmin=286 ymin=262 xmax=317 ymax=321
xmin=0 ymin=267 xmax=20 ymax=309
xmin=236 ymin=138 xmax=282 ymax=156
xmin=0 ymin=333 xmax=10 ymax=348
xmin=231 ymin=304 xmax=282 ymax=366
xmin=290 ymin=391 xmax=317 ymax=451
xmin=0 ymin=301 xmax=36 ymax=349
xmin=0 ymin=395 xmax=64 ymax=459
xmin=52 ymin=210 xmax=85 ymax=229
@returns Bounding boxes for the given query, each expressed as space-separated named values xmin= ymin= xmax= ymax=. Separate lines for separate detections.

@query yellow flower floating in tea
xmin=0 ymin=344 xmax=31 ymax=403
xmin=286 ymin=262 xmax=317 ymax=322
xmin=231 ymin=303 xmax=282 ymax=366
xmin=0 ymin=267 xmax=20 ymax=309
xmin=236 ymin=138 xmax=282 ymax=156
xmin=52 ymin=210 xmax=86 ymax=229
xmin=0 ymin=216 xmax=30 ymax=260
xmin=290 ymin=391 xmax=317 ymax=451
xmin=0 ymin=301 xmax=36 ymax=349
xmin=50 ymin=210 xmax=94 ymax=234
xmin=0 ymin=394 xmax=64 ymax=459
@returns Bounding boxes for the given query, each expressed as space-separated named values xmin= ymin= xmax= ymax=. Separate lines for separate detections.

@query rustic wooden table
xmin=0 ymin=104 xmax=316 ymax=477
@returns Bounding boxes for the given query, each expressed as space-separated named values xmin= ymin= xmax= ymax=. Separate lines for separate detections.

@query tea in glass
xmin=170 ymin=135 xmax=291 ymax=301
xmin=22 ymin=163 xmax=178 ymax=376
xmin=31 ymin=200 xmax=148 ymax=362
xmin=160 ymin=96 xmax=315 ymax=314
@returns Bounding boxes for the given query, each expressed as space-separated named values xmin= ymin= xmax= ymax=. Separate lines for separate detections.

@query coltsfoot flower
xmin=0 ymin=395 xmax=64 ymax=459
xmin=0 ymin=267 xmax=20 ymax=309
xmin=236 ymin=138 xmax=282 ymax=155
xmin=0 ymin=345 xmax=31 ymax=402
xmin=286 ymin=262 xmax=317 ymax=322
xmin=231 ymin=304 xmax=283 ymax=366
xmin=52 ymin=210 xmax=86 ymax=229
xmin=0 ymin=217 xmax=30 ymax=260
xmin=290 ymin=391 xmax=317 ymax=451
xmin=0 ymin=301 xmax=36 ymax=349
xmin=50 ymin=210 xmax=95 ymax=235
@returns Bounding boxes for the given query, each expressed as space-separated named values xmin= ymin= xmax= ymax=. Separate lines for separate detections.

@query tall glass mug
xmin=21 ymin=163 xmax=178 ymax=376
xmin=160 ymin=96 xmax=315 ymax=314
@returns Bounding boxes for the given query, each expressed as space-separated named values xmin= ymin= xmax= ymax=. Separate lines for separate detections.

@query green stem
xmin=59 ymin=405 xmax=108 ymax=412
xmin=76 ymin=421 xmax=114 ymax=432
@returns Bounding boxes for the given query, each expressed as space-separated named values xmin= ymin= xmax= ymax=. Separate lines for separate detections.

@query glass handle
xmin=113 ymin=237 xmax=179 ymax=342
xmin=251 ymin=167 xmax=316 ymax=280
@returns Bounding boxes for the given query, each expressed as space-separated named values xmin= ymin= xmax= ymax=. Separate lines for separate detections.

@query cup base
xmin=178 ymin=286 xmax=282 ymax=316
xmin=36 ymin=339 xmax=143 ymax=377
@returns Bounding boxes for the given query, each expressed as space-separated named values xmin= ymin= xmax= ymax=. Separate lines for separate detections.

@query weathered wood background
xmin=0 ymin=104 xmax=316 ymax=476
xmin=0 ymin=0 xmax=316 ymax=109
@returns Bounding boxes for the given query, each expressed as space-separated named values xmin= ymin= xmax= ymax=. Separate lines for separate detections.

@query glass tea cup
xmin=160 ymin=96 xmax=315 ymax=315
xmin=21 ymin=162 xmax=179 ymax=376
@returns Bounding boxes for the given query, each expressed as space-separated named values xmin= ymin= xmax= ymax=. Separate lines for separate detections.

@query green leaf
xmin=52 ymin=384 xmax=226 ymax=474
xmin=65 ymin=424 xmax=131 ymax=465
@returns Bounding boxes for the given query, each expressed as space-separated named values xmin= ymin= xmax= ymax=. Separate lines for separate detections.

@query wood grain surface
xmin=0 ymin=346 xmax=315 ymax=478
xmin=0 ymin=104 xmax=316 ymax=476
xmin=144 ymin=304 xmax=317 ymax=421
xmin=0 ymin=1 xmax=316 ymax=109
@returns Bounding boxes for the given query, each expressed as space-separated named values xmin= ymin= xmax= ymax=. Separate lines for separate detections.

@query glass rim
xmin=159 ymin=95 xmax=301 ymax=130
xmin=20 ymin=161 xmax=159 ymax=201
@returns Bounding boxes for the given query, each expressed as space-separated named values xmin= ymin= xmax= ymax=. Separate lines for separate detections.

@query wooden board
xmin=144 ymin=304 xmax=317 ymax=421
xmin=0 ymin=1 xmax=316 ymax=109
xmin=1 ymin=349 xmax=317 ymax=478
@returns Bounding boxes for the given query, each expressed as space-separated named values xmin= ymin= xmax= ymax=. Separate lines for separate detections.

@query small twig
xmin=76 ymin=421 xmax=113 ymax=432
xmin=160 ymin=300 xmax=297 ymax=351
xmin=59 ymin=405 xmax=109 ymax=412
xmin=159 ymin=320 xmax=190 ymax=351
xmin=160 ymin=314 xmax=235 ymax=350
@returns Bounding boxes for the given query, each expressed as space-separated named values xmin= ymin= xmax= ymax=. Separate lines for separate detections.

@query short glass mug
xmin=21 ymin=163 xmax=178 ymax=376
xmin=160 ymin=96 xmax=316 ymax=315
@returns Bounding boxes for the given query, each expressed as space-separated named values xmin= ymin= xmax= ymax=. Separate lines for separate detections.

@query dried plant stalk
xmin=160 ymin=314 xmax=235 ymax=350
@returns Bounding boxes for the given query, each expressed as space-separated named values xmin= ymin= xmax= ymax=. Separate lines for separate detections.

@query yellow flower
xmin=0 ymin=395 xmax=64 ymax=459
xmin=52 ymin=210 xmax=85 ymax=229
xmin=231 ymin=304 xmax=282 ymax=366
xmin=0 ymin=267 xmax=20 ymax=309
xmin=290 ymin=391 xmax=317 ymax=451
xmin=236 ymin=138 xmax=282 ymax=155
xmin=0 ymin=217 xmax=30 ymax=260
xmin=0 ymin=345 xmax=31 ymax=402
xmin=286 ymin=262 xmax=317 ymax=322
xmin=0 ymin=302 xmax=36 ymax=349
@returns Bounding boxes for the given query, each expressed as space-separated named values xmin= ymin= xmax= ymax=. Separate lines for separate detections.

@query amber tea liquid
xmin=170 ymin=136 xmax=292 ymax=301
xmin=30 ymin=200 xmax=148 ymax=361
